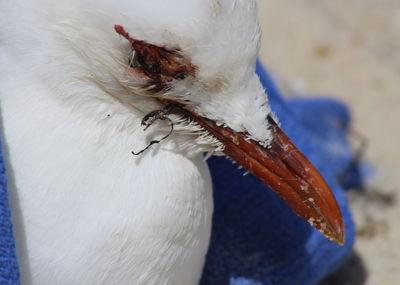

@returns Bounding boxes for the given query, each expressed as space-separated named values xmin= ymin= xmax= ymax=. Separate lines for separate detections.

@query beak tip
xmin=329 ymin=231 xmax=345 ymax=246
xmin=320 ymin=218 xmax=346 ymax=246
xmin=333 ymin=223 xmax=346 ymax=246
xmin=332 ymin=233 xmax=345 ymax=246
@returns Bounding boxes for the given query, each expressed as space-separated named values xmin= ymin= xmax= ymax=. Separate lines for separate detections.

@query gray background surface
xmin=259 ymin=1 xmax=400 ymax=284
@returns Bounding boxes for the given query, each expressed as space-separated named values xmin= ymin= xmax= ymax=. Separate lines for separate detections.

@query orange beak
xmin=180 ymin=107 xmax=345 ymax=245
xmin=115 ymin=23 xmax=345 ymax=245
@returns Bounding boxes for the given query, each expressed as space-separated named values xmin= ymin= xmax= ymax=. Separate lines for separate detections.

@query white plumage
xmin=0 ymin=0 xmax=271 ymax=284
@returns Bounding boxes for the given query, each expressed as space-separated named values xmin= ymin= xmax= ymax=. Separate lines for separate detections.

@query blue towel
xmin=0 ymin=61 xmax=360 ymax=284
xmin=0 ymin=138 xmax=19 ymax=283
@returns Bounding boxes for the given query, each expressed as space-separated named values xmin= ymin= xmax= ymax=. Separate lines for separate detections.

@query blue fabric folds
xmin=200 ymin=61 xmax=357 ymax=285
xmin=0 ymin=140 xmax=20 ymax=284
xmin=0 ymin=61 xmax=359 ymax=284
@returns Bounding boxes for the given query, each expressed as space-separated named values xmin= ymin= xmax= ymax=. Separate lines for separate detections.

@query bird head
xmin=43 ymin=0 xmax=345 ymax=244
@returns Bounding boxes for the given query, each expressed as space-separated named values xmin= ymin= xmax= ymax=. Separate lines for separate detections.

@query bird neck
xmin=1 ymin=65 xmax=214 ymax=284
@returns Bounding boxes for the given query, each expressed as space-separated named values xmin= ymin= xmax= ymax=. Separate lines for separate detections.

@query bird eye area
xmin=115 ymin=25 xmax=196 ymax=91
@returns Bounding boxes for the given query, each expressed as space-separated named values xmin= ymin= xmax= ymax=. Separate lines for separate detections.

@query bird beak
xmin=114 ymin=24 xmax=344 ymax=245
xmin=180 ymin=107 xmax=345 ymax=245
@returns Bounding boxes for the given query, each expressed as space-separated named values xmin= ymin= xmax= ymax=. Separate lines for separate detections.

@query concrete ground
xmin=259 ymin=1 xmax=400 ymax=284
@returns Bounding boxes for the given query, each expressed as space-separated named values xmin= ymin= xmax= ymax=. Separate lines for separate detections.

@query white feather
xmin=0 ymin=0 xmax=273 ymax=284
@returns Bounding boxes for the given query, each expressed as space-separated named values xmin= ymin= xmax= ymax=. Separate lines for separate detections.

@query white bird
xmin=0 ymin=0 xmax=344 ymax=284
